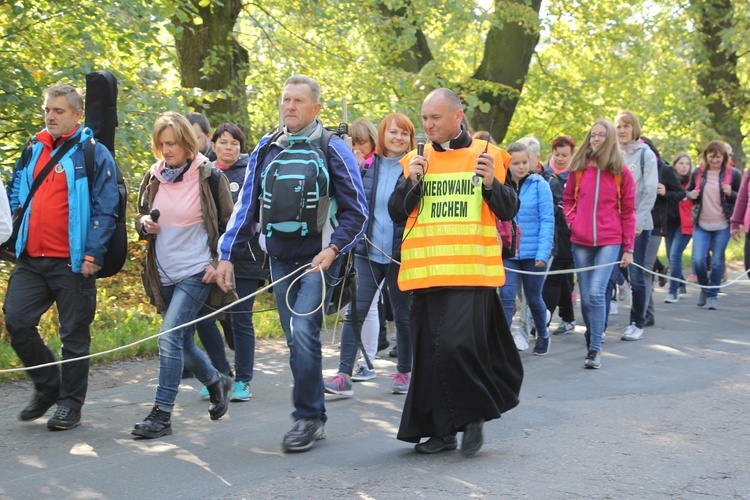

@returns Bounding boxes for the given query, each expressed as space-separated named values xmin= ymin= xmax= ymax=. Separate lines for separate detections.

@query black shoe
xmin=132 ymin=406 xmax=172 ymax=439
xmin=47 ymin=405 xmax=81 ymax=430
xmin=532 ymin=336 xmax=550 ymax=356
xmin=461 ymin=420 xmax=485 ymax=457
xmin=282 ymin=419 xmax=326 ymax=452
xmin=19 ymin=390 xmax=58 ymax=421
xmin=658 ymin=268 xmax=669 ymax=287
xmin=389 ymin=346 xmax=398 ymax=358
xmin=697 ymin=290 xmax=707 ymax=307
xmin=415 ymin=434 xmax=458 ymax=454
xmin=378 ymin=339 xmax=390 ymax=352
xmin=207 ymin=372 xmax=234 ymax=420
xmin=679 ymin=284 xmax=687 ymax=297
xmin=644 ymin=316 xmax=655 ymax=327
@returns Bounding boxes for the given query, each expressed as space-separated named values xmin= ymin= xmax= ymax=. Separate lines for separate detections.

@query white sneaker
xmin=514 ymin=333 xmax=529 ymax=351
xmin=609 ymin=301 xmax=619 ymax=315
xmin=664 ymin=293 xmax=678 ymax=304
xmin=621 ymin=323 xmax=643 ymax=341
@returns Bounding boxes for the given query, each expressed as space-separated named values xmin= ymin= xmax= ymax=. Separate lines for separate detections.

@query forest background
xmin=0 ymin=0 xmax=747 ymax=379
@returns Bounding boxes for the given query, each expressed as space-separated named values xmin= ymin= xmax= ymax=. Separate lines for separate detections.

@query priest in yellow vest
xmin=388 ymin=88 xmax=523 ymax=457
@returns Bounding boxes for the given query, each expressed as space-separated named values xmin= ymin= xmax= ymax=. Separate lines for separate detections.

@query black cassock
xmin=397 ymin=287 xmax=523 ymax=442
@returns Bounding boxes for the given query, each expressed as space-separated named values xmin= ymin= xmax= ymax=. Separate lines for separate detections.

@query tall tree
xmin=691 ymin=0 xmax=746 ymax=168
xmin=471 ymin=0 xmax=543 ymax=141
xmin=172 ymin=0 xmax=248 ymax=126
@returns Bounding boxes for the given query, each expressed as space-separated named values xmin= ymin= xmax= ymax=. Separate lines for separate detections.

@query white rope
xmin=504 ymin=260 xmax=750 ymax=290
xmin=362 ymin=234 xmax=750 ymax=289
xmin=0 ymin=265 xmax=313 ymax=374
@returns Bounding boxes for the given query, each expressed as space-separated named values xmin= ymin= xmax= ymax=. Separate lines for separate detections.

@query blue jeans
xmin=666 ymin=226 xmax=692 ymax=296
xmin=155 ymin=274 xmax=220 ymax=412
xmin=499 ymin=259 xmax=549 ymax=338
xmin=605 ymin=230 xmax=650 ymax=328
xmin=338 ymin=256 xmax=413 ymax=375
xmin=691 ymin=225 xmax=730 ymax=299
xmin=271 ymin=256 xmax=341 ymax=423
xmin=573 ymin=244 xmax=621 ymax=352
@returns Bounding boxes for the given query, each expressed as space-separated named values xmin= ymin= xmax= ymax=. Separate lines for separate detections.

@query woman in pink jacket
xmin=563 ymin=119 xmax=636 ymax=369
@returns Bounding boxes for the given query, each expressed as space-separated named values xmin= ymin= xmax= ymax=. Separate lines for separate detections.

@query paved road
xmin=1 ymin=280 xmax=749 ymax=499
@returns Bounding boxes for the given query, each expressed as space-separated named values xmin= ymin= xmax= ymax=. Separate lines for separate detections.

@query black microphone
xmin=150 ymin=209 xmax=160 ymax=223
xmin=416 ymin=134 xmax=427 ymax=157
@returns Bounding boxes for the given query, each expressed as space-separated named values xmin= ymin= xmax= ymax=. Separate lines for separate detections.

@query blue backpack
xmin=259 ymin=131 xmax=336 ymax=238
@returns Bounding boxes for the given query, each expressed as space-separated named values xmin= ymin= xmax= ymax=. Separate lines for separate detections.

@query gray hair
xmin=44 ymin=84 xmax=83 ymax=112
xmin=518 ymin=135 xmax=541 ymax=157
xmin=284 ymin=75 xmax=321 ymax=103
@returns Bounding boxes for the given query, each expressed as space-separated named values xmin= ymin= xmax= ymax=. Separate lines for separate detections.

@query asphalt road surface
xmin=1 ymin=278 xmax=749 ymax=499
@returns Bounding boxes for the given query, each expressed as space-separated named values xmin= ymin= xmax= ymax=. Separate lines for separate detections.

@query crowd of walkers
xmin=5 ymin=78 xmax=749 ymax=458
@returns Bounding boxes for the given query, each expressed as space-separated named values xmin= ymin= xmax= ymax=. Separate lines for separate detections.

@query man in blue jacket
xmin=216 ymin=75 xmax=368 ymax=452
xmin=4 ymin=83 xmax=120 ymax=430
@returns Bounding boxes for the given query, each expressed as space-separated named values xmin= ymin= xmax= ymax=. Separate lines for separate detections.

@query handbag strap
xmin=16 ymin=138 xmax=79 ymax=219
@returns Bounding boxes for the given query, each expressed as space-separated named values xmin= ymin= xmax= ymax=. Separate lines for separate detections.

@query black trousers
xmin=4 ymin=255 xmax=97 ymax=410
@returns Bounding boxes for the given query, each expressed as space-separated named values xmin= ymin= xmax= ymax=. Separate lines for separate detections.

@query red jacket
xmin=563 ymin=164 xmax=636 ymax=251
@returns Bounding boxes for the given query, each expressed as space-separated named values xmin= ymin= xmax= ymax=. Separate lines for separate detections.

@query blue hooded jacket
xmin=510 ymin=173 xmax=555 ymax=263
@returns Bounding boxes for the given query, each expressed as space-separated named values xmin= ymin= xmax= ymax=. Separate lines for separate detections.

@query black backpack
xmin=84 ymin=70 xmax=128 ymax=278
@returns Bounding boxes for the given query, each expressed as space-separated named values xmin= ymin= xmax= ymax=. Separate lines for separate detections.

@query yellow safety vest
xmin=398 ymin=140 xmax=510 ymax=291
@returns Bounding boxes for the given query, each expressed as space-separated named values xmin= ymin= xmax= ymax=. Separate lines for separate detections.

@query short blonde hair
xmin=614 ymin=110 xmax=642 ymax=141
xmin=350 ymin=118 xmax=377 ymax=150
xmin=151 ymin=112 xmax=199 ymax=160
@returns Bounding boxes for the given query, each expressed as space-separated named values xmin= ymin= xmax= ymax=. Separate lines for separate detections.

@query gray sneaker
xmin=584 ymin=350 xmax=601 ymax=369
xmin=697 ymin=290 xmax=707 ymax=307
xmin=351 ymin=366 xmax=376 ymax=382
xmin=664 ymin=293 xmax=678 ymax=304
xmin=707 ymin=297 xmax=717 ymax=310
xmin=282 ymin=419 xmax=325 ymax=452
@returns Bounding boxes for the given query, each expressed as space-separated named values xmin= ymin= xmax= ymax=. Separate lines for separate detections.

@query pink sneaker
xmin=390 ymin=373 xmax=410 ymax=394
xmin=324 ymin=374 xmax=353 ymax=397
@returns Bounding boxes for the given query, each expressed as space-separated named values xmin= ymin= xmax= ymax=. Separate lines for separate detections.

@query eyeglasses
xmin=590 ymin=132 xmax=607 ymax=139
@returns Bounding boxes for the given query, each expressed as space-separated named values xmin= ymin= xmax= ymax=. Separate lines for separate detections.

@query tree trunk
xmin=375 ymin=1 xmax=433 ymax=73
xmin=172 ymin=0 xmax=248 ymax=126
xmin=470 ymin=0 xmax=542 ymax=143
xmin=692 ymin=0 xmax=746 ymax=169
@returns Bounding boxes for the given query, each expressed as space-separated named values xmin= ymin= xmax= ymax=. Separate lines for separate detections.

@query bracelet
xmin=327 ymin=243 xmax=340 ymax=256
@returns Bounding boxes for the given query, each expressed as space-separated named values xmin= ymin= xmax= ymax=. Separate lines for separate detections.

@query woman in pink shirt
xmin=687 ymin=141 xmax=741 ymax=309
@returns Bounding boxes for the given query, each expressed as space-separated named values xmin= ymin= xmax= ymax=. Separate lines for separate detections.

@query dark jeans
xmin=194 ymin=276 xmax=258 ymax=382
xmin=606 ymin=230 xmax=650 ymax=329
xmin=542 ymin=259 xmax=575 ymax=323
xmin=4 ymin=256 xmax=97 ymax=411
xmin=228 ymin=277 xmax=259 ymax=382
xmin=338 ymin=256 xmax=412 ymax=375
